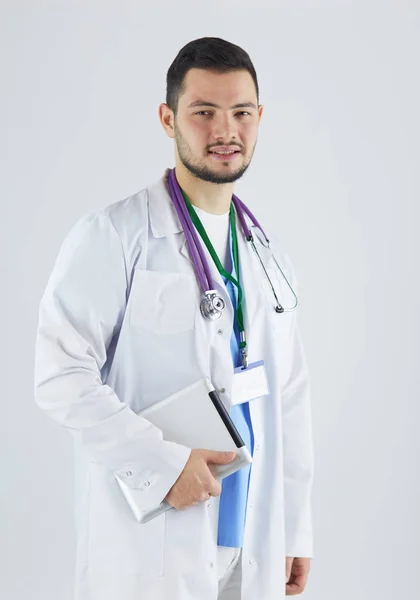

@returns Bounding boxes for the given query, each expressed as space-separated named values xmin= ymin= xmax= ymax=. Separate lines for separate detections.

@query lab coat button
xmin=249 ymin=558 xmax=256 ymax=566
xmin=125 ymin=470 xmax=132 ymax=476
xmin=144 ymin=481 xmax=150 ymax=487
xmin=217 ymin=329 xmax=223 ymax=335
xmin=220 ymin=388 xmax=226 ymax=393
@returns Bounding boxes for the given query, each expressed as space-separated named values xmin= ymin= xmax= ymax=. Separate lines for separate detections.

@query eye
xmin=194 ymin=111 xmax=252 ymax=117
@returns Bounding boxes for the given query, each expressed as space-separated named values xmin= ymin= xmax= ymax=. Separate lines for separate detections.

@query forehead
xmin=180 ymin=68 xmax=257 ymax=106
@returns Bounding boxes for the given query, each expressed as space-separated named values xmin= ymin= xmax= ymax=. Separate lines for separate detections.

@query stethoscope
xmin=167 ymin=167 xmax=298 ymax=324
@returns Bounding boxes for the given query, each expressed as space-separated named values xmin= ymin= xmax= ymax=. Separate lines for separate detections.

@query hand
xmin=165 ymin=449 xmax=236 ymax=510
xmin=285 ymin=556 xmax=311 ymax=595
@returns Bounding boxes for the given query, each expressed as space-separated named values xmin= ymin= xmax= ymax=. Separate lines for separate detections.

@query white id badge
xmin=231 ymin=360 xmax=270 ymax=406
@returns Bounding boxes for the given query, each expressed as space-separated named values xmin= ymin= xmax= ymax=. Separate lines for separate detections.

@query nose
xmin=211 ymin=112 xmax=238 ymax=143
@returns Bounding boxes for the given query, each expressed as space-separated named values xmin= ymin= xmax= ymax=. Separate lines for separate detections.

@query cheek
xmin=182 ymin=116 xmax=204 ymax=132
xmin=178 ymin=118 xmax=205 ymax=138
xmin=186 ymin=122 xmax=208 ymax=145
xmin=242 ymin=122 xmax=258 ymax=137
xmin=244 ymin=126 xmax=259 ymax=150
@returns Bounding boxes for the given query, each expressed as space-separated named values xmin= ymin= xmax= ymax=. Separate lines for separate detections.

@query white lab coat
xmin=34 ymin=168 xmax=314 ymax=600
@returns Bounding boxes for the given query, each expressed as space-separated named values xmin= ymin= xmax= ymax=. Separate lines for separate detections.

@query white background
xmin=1 ymin=1 xmax=419 ymax=599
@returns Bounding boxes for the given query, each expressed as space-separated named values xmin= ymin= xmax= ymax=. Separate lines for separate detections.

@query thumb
xmin=204 ymin=450 xmax=236 ymax=465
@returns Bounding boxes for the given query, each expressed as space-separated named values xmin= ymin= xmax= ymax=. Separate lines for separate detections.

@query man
xmin=34 ymin=37 xmax=314 ymax=600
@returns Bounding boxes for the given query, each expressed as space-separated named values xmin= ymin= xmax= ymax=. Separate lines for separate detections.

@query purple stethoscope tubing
xmin=167 ymin=169 xmax=213 ymax=293
xmin=168 ymin=168 xmax=268 ymax=287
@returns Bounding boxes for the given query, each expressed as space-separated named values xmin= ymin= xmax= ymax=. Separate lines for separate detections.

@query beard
xmin=174 ymin=121 xmax=254 ymax=185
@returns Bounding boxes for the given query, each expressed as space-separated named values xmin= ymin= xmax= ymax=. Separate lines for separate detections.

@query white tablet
xmin=115 ymin=377 xmax=252 ymax=523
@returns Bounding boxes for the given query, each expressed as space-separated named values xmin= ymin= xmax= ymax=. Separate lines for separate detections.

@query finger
xmin=197 ymin=491 xmax=211 ymax=502
xmin=285 ymin=557 xmax=293 ymax=582
xmin=292 ymin=572 xmax=307 ymax=589
xmin=208 ymin=463 xmax=217 ymax=477
xmin=286 ymin=581 xmax=305 ymax=595
xmin=286 ymin=573 xmax=307 ymax=596
xmin=285 ymin=582 xmax=299 ymax=595
xmin=208 ymin=478 xmax=222 ymax=497
xmin=204 ymin=450 xmax=236 ymax=464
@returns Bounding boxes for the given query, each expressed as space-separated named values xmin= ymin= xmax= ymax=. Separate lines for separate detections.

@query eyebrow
xmin=187 ymin=100 xmax=258 ymax=110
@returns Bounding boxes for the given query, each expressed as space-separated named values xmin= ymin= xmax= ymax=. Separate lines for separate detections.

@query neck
xmin=174 ymin=163 xmax=234 ymax=215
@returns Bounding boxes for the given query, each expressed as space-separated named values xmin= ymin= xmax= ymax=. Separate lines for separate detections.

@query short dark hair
xmin=166 ymin=37 xmax=259 ymax=116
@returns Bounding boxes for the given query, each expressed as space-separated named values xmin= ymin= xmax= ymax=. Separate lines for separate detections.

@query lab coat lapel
xmin=147 ymin=168 xmax=184 ymax=238
xmin=235 ymin=222 xmax=274 ymax=362
xmin=147 ymin=168 xmax=235 ymax=327
xmin=236 ymin=226 xmax=258 ymax=357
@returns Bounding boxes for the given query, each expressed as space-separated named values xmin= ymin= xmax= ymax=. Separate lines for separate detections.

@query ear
xmin=158 ymin=103 xmax=175 ymax=139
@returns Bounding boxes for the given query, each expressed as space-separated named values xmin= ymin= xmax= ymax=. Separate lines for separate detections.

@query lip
xmin=208 ymin=146 xmax=241 ymax=162
xmin=208 ymin=150 xmax=240 ymax=162
xmin=209 ymin=145 xmax=241 ymax=152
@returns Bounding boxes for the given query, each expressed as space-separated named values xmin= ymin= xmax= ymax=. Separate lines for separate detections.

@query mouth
xmin=208 ymin=150 xmax=241 ymax=162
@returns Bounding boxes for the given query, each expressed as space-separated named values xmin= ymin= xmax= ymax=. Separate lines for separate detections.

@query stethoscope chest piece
xmin=200 ymin=290 xmax=226 ymax=321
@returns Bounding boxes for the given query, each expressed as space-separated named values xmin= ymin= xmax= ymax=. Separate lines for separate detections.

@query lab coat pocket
xmin=87 ymin=462 xmax=166 ymax=576
xmin=261 ymin=267 xmax=295 ymax=333
xmin=129 ymin=268 xmax=196 ymax=335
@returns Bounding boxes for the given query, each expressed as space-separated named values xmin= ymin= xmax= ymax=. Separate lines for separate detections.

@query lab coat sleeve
xmin=281 ymin=313 xmax=314 ymax=558
xmin=33 ymin=212 xmax=191 ymax=510
xmin=271 ymin=233 xmax=314 ymax=558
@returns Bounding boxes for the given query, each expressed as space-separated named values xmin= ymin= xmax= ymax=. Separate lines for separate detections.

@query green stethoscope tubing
xmin=182 ymin=191 xmax=247 ymax=356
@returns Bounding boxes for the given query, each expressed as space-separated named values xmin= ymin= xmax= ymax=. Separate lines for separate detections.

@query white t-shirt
xmin=193 ymin=205 xmax=232 ymax=273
